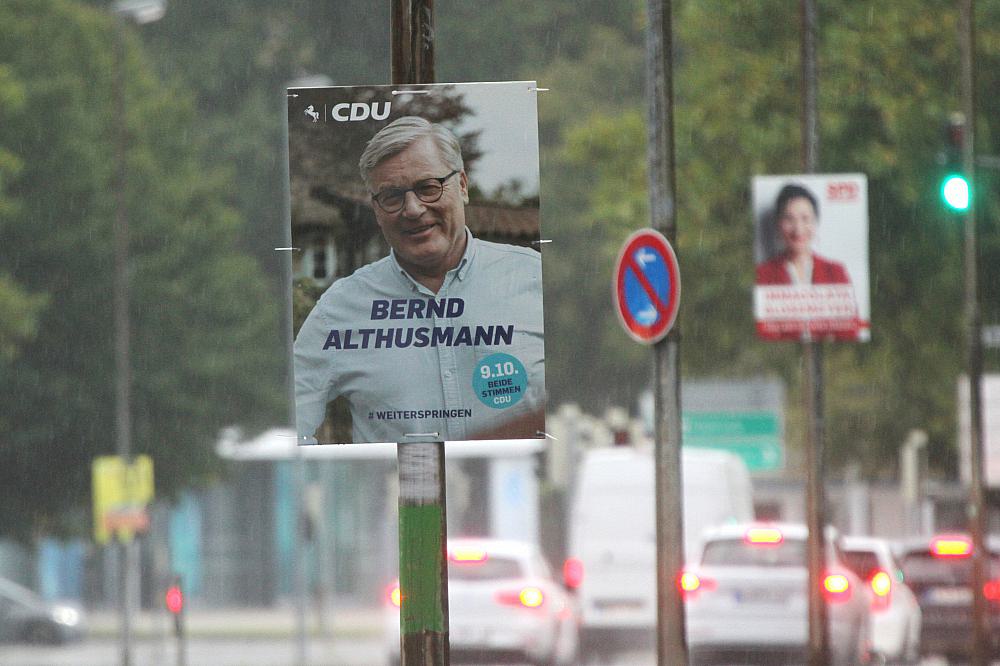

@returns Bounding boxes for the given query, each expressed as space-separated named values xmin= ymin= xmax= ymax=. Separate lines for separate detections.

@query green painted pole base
xmin=398 ymin=441 xmax=449 ymax=665
xmin=399 ymin=503 xmax=446 ymax=635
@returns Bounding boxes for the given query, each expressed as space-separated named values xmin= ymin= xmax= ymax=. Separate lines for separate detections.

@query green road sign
xmin=682 ymin=411 xmax=783 ymax=471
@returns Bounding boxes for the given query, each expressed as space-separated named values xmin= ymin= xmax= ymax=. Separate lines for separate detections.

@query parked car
xmin=0 ymin=577 xmax=86 ymax=644
xmin=895 ymin=533 xmax=1000 ymax=661
xmin=384 ymin=538 xmax=579 ymax=666
xmin=841 ymin=535 xmax=922 ymax=664
xmin=683 ymin=522 xmax=873 ymax=666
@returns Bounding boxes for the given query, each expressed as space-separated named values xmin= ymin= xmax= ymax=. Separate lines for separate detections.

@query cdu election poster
xmin=287 ymin=82 xmax=546 ymax=445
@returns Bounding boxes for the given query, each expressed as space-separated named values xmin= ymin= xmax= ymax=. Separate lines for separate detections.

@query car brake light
xmin=563 ymin=557 xmax=584 ymax=590
xmin=931 ymin=535 xmax=973 ymax=558
xmin=823 ymin=573 xmax=852 ymax=603
xmin=679 ymin=571 xmax=716 ymax=599
xmin=744 ymin=527 xmax=783 ymax=545
xmin=450 ymin=547 xmax=488 ymax=563
xmin=869 ymin=570 xmax=892 ymax=612
xmin=985 ymin=580 xmax=1000 ymax=602
xmin=495 ymin=586 xmax=545 ymax=608
xmin=387 ymin=581 xmax=402 ymax=608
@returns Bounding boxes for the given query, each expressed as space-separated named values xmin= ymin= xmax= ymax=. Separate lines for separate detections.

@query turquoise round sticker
xmin=473 ymin=353 xmax=527 ymax=409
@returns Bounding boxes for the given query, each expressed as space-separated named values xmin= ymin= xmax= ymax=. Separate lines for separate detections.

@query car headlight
xmin=51 ymin=606 xmax=80 ymax=626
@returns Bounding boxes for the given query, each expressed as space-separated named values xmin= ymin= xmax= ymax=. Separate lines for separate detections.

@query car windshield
xmin=701 ymin=538 xmax=807 ymax=567
xmin=900 ymin=551 xmax=1000 ymax=584
xmin=449 ymin=556 xmax=524 ymax=581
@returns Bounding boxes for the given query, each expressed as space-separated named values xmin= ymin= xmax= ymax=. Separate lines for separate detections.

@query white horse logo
xmin=304 ymin=105 xmax=320 ymax=122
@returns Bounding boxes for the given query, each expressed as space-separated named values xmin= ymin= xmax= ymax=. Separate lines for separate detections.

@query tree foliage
xmin=6 ymin=0 xmax=1000 ymax=544
xmin=0 ymin=0 xmax=284 ymax=539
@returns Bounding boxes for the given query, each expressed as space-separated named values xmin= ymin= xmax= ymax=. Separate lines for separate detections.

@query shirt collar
xmin=390 ymin=227 xmax=476 ymax=293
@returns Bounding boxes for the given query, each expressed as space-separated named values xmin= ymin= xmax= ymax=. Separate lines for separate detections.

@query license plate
xmin=735 ymin=588 xmax=791 ymax=604
xmin=593 ymin=598 xmax=644 ymax=610
xmin=924 ymin=586 xmax=973 ymax=605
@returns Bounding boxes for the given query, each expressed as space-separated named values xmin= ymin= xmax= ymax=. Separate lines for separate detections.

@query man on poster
xmin=294 ymin=116 xmax=545 ymax=444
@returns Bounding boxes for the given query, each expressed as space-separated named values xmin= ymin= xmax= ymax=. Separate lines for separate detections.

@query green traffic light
xmin=941 ymin=174 xmax=971 ymax=211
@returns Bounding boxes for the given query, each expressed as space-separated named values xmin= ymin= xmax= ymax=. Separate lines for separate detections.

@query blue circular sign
xmin=613 ymin=229 xmax=681 ymax=344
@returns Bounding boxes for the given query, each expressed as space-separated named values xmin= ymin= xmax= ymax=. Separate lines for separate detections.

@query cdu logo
xmin=332 ymin=101 xmax=391 ymax=122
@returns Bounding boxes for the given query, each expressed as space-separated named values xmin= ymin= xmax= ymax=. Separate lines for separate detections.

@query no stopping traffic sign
xmin=613 ymin=228 xmax=680 ymax=344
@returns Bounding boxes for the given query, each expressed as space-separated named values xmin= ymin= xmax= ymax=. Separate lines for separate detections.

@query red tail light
xmin=495 ymin=586 xmax=545 ymax=608
xmin=869 ymin=570 xmax=892 ymax=612
xmin=563 ymin=557 xmax=584 ymax=590
xmin=823 ymin=573 xmax=852 ymax=603
xmin=931 ymin=535 xmax=973 ymax=558
xmin=679 ymin=571 xmax=716 ymax=600
xmin=985 ymin=579 xmax=1000 ymax=602
xmin=387 ymin=581 xmax=402 ymax=608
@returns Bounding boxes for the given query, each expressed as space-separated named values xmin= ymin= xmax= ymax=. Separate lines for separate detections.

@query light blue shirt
xmin=294 ymin=230 xmax=545 ymax=444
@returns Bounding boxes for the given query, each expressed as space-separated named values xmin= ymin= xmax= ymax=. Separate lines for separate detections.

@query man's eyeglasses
xmin=371 ymin=170 xmax=459 ymax=214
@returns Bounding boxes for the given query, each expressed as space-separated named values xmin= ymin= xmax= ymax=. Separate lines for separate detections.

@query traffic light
xmin=164 ymin=577 xmax=184 ymax=637
xmin=940 ymin=112 xmax=971 ymax=212
xmin=165 ymin=583 xmax=183 ymax=614
xmin=941 ymin=174 xmax=970 ymax=211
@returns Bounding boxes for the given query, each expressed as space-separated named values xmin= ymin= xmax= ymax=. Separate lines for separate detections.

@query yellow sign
xmin=92 ymin=455 xmax=154 ymax=544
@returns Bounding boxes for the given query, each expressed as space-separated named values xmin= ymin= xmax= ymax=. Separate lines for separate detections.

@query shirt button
xmin=444 ymin=371 xmax=453 ymax=379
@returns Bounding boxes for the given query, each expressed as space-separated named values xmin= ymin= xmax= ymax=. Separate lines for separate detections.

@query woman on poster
xmin=754 ymin=183 xmax=862 ymax=341
xmin=755 ymin=183 xmax=852 ymax=287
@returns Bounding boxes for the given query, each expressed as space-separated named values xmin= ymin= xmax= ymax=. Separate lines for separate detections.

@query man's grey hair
xmin=358 ymin=116 xmax=464 ymax=191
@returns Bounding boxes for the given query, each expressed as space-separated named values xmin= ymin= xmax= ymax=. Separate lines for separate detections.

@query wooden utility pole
xmin=390 ymin=3 xmax=449 ymax=665
xmin=645 ymin=1 xmax=687 ymax=664
xmin=800 ymin=1 xmax=830 ymax=664
xmin=958 ymin=3 xmax=988 ymax=665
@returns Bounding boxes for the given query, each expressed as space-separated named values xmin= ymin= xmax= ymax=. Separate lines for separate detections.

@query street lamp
xmin=109 ymin=5 xmax=165 ymax=665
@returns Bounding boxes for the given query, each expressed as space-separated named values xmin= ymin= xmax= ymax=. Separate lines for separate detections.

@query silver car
xmin=0 ymin=577 xmax=86 ymax=644
xmin=384 ymin=538 xmax=579 ymax=666
xmin=684 ymin=522 xmax=873 ymax=665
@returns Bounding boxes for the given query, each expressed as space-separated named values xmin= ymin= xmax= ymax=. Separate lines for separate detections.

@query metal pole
xmin=645 ymin=2 xmax=686 ymax=664
xmin=958 ymin=3 xmax=988 ymax=665
xmin=391 ymin=4 xmax=447 ymax=665
xmin=799 ymin=1 xmax=830 ymax=664
xmin=112 ymin=18 xmax=134 ymax=666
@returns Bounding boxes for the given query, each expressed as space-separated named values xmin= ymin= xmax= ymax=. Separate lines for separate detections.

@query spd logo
xmin=826 ymin=181 xmax=859 ymax=201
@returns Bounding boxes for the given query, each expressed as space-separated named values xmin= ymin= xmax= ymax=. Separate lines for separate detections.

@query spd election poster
xmin=752 ymin=174 xmax=870 ymax=342
xmin=287 ymin=82 xmax=546 ymax=445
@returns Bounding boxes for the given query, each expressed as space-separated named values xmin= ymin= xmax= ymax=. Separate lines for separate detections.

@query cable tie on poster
xmin=530 ymin=87 xmax=549 ymax=92
xmin=392 ymin=89 xmax=430 ymax=96
xmin=274 ymin=247 xmax=301 ymax=252
xmin=532 ymin=239 xmax=553 ymax=246
xmin=287 ymin=93 xmax=299 ymax=98
xmin=403 ymin=432 xmax=440 ymax=439
xmin=538 ymin=431 xmax=558 ymax=441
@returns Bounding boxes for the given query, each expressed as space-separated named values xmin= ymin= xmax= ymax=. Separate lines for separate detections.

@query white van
xmin=566 ymin=445 xmax=753 ymax=639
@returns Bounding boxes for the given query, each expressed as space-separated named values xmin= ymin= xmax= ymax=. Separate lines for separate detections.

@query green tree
xmin=0 ymin=0 xmax=284 ymax=539
xmin=0 ymin=63 xmax=47 ymax=365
